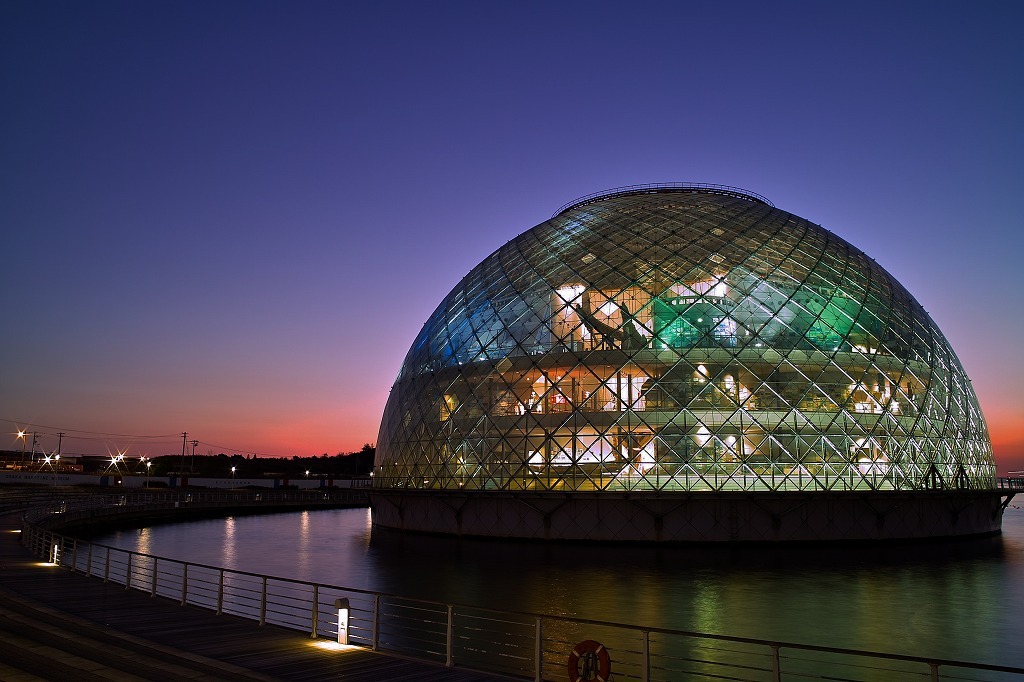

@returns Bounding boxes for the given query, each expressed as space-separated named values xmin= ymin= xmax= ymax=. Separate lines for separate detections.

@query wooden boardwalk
xmin=0 ymin=511 xmax=512 ymax=682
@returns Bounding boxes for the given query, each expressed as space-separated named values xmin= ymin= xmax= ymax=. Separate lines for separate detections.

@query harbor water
xmin=89 ymin=505 xmax=1024 ymax=669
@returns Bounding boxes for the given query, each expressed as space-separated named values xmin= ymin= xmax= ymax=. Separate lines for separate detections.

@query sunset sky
xmin=2 ymin=1 xmax=1022 ymax=472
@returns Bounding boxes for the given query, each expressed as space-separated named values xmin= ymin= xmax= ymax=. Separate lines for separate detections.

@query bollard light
xmin=334 ymin=598 xmax=350 ymax=645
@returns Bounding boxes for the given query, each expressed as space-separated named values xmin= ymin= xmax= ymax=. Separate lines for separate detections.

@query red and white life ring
xmin=567 ymin=639 xmax=612 ymax=682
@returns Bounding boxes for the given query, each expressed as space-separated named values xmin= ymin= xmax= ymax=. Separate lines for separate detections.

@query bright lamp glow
xmin=309 ymin=641 xmax=360 ymax=652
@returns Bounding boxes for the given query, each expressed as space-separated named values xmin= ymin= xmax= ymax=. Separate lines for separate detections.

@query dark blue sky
xmin=3 ymin=1 xmax=1022 ymax=469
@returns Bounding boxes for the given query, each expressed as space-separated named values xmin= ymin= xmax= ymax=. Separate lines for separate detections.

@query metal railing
xmin=998 ymin=477 xmax=1024 ymax=491
xmin=19 ymin=499 xmax=1024 ymax=682
xmin=553 ymin=183 xmax=775 ymax=217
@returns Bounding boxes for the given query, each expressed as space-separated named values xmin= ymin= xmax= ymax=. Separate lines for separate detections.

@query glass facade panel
xmin=375 ymin=187 xmax=995 ymax=493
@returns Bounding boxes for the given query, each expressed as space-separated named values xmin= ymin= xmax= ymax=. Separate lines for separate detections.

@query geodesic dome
xmin=374 ymin=185 xmax=994 ymax=493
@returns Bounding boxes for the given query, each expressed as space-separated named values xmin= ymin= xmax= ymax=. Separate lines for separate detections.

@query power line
xmin=1 ymin=418 xmax=179 ymax=439
xmin=195 ymin=441 xmax=301 ymax=458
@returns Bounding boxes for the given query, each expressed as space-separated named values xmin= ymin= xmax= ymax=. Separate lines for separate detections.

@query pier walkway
xmin=0 ymin=511 xmax=507 ymax=682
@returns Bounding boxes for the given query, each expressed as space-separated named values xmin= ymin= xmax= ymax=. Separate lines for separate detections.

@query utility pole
xmin=57 ymin=432 xmax=64 ymax=457
xmin=30 ymin=432 xmax=38 ymax=464
xmin=190 ymin=439 xmax=198 ymax=474
xmin=181 ymin=432 xmax=187 ymax=477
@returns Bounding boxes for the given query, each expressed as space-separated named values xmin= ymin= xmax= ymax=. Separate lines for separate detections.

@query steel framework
xmin=375 ymin=188 xmax=994 ymax=496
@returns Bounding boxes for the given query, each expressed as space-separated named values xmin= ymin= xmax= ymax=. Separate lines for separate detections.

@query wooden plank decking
xmin=0 ymin=510 xmax=513 ymax=682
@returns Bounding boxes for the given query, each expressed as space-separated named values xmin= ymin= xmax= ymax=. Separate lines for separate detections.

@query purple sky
xmin=2 ymin=1 xmax=1022 ymax=472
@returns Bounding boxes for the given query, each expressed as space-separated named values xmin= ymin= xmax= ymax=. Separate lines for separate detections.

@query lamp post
xmin=231 ymin=466 xmax=236 ymax=480
xmin=335 ymin=598 xmax=350 ymax=645
xmin=16 ymin=431 xmax=26 ymax=468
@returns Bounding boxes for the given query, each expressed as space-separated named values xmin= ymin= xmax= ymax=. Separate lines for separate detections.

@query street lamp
xmin=16 ymin=430 xmax=27 ymax=467
xmin=231 ymin=466 xmax=236 ymax=480
xmin=108 ymin=452 xmax=126 ymax=472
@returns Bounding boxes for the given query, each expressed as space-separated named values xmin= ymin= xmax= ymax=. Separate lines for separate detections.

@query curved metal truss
xmin=375 ymin=189 xmax=994 ymax=493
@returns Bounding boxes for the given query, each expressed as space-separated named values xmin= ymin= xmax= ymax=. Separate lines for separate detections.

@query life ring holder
xmin=567 ymin=639 xmax=612 ymax=682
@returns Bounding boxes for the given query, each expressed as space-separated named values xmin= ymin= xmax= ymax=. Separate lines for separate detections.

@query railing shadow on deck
xmin=17 ymin=493 xmax=1024 ymax=682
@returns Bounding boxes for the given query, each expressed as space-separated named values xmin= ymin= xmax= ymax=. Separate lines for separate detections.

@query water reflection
xmin=90 ymin=508 xmax=1024 ymax=668
xmin=135 ymin=527 xmax=151 ymax=557
xmin=297 ymin=511 xmax=311 ymax=576
xmin=222 ymin=516 xmax=236 ymax=566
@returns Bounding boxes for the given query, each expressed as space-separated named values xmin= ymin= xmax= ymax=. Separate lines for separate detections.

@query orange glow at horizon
xmin=991 ymin=431 xmax=1024 ymax=475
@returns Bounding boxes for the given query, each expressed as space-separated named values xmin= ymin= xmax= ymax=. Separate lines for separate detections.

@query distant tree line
xmin=149 ymin=444 xmax=376 ymax=478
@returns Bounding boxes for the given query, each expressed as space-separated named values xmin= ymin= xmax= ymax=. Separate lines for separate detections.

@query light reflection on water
xmin=221 ymin=516 xmax=236 ymax=566
xmin=135 ymin=527 xmax=151 ymax=557
xmin=91 ymin=507 xmax=1024 ymax=668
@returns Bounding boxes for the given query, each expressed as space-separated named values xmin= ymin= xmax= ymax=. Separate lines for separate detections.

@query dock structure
xmin=0 ymin=502 xmax=505 ymax=681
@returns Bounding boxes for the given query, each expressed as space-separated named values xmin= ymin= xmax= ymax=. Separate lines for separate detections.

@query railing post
xmin=217 ymin=568 xmax=225 ymax=615
xmin=534 ymin=617 xmax=543 ymax=682
xmin=311 ymin=585 xmax=319 ymax=638
xmin=125 ymin=553 xmax=132 ymax=590
xmin=70 ymin=539 xmax=77 ymax=572
xmin=772 ymin=644 xmax=781 ymax=682
xmin=86 ymin=543 xmax=92 ymax=577
xmin=372 ymin=595 xmax=380 ymax=650
xmin=260 ymin=576 xmax=268 ymax=625
xmin=104 ymin=547 xmax=110 ymax=583
xmin=642 ymin=630 xmax=650 ymax=682
xmin=181 ymin=564 xmax=188 ymax=606
xmin=445 ymin=604 xmax=454 ymax=668
xmin=151 ymin=557 xmax=158 ymax=596
xmin=930 ymin=662 xmax=939 ymax=682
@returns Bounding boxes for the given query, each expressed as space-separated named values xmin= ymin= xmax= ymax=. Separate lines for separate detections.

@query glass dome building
xmin=372 ymin=185 xmax=1001 ymax=541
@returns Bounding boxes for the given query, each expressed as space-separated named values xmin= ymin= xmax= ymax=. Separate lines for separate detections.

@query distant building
xmin=371 ymin=185 xmax=1000 ymax=541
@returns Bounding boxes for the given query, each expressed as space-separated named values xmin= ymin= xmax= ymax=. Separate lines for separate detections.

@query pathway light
xmin=334 ymin=598 xmax=349 ymax=645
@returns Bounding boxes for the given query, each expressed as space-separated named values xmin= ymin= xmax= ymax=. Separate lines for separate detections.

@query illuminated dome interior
xmin=375 ymin=184 xmax=994 ymax=494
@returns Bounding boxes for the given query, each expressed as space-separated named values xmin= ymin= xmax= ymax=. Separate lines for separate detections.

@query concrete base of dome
xmin=369 ymin=489 xmax=1008 ymax=542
